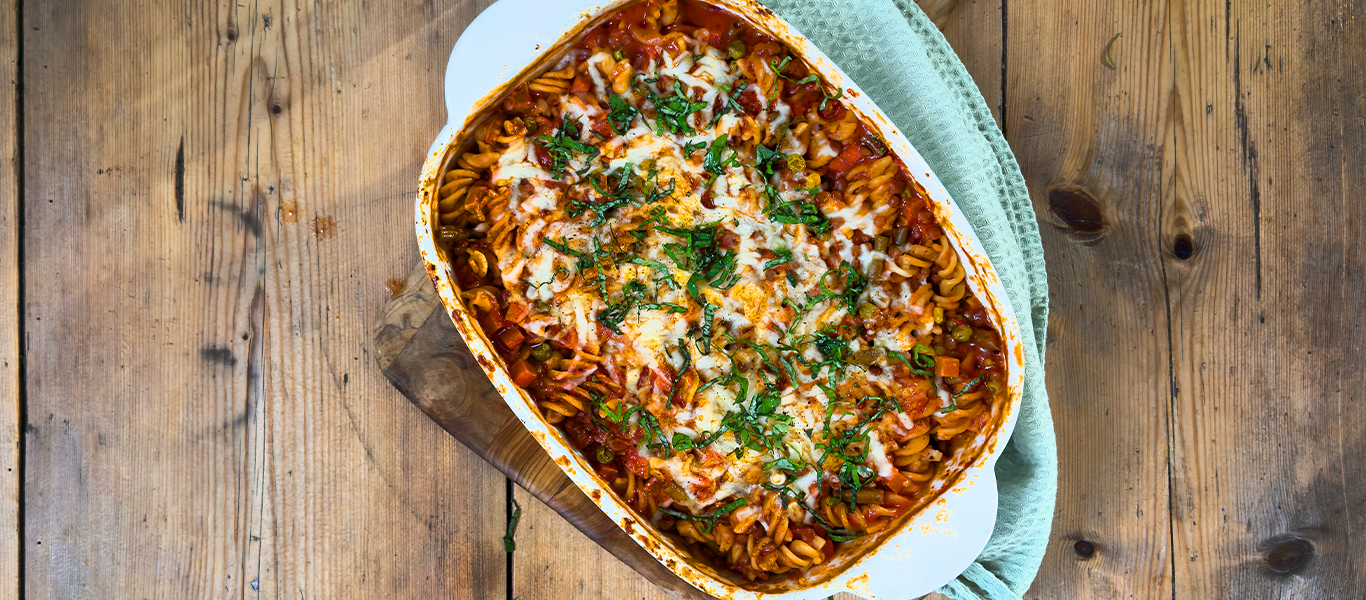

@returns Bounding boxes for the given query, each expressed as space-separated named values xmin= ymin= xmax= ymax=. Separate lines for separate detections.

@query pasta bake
xmin=433 ymin=0 xmax=1009 ymax=582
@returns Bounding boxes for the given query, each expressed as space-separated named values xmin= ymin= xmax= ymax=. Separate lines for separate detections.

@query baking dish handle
xmin=443 ymin=0 xmax=615 ymax=129
xmin=839 ymin=469 xmax=1000 ymax=600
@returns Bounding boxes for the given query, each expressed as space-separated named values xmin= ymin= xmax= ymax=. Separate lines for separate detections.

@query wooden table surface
xmin=3 ymin=0 xmax=1363 ymax=598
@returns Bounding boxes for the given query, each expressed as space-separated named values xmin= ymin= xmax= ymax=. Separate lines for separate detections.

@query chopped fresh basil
xmin=672 ymin=433 xmax=695 ymax=451
xmin=503 ymin=499 xmax=522 ymax=552
xmin=708 ymin=81 xmax=748 ymax=127
xmin=659 ymin=497 xmax=748 ymax=533
xmin=697 ymin=301 xmax=718 ymax=354
xmin=754 ymin=144 xmax=786 ymax=176
xmin=535 ymin=116 xmax=599 ymax=178
xmin=667 ymin=341 xmax=692 ymax=409
xmin=819 ymin=87 xmax=843 ymax=112
xmin=648 ymin=81 xmax=709 ymax=136
xmin=681 ymin=139 xmax=706 ymax=157
xmin=606 ymin=93 xmax=639 ymax=135
xmin=704 ymin=135 xmax=738 ymax=177
xmin=763 ymin=249 xmax=793 ymax=271
xmin=769 ymin=56 xmax=819 ymax=85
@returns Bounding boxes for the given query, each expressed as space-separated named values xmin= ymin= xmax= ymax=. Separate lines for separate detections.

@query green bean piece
xmin=855 ymin=489 xmax=884 ymax=505
xmin=849 ymin=348 xmax=880 ymax=366
xmin=893 ymin=227 xmax=911 ymax=247
xmin=866 ymin=258 xmax=885 ymax=279
xmin=439 ymin=226 xmax=470 ymax=242
xmin=873 ymin=235 xmax=890 ymax=253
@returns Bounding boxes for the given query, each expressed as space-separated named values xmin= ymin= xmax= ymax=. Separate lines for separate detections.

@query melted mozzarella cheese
xmin=865 ymin=429 xmax=895 ymax=478
xmin=472 ymin=29 xmax=970 ymax=524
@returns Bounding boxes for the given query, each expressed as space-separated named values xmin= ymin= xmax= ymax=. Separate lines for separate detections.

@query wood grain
xmin=1007 ymin=1 xmax=1176 ymax=598
xmin=21 ymin=0 xmax=504 ymax=598
xmin=1007 ymin=0 xmax=1366 ymax=598
xmin=928 ymin=0 xmax=1003 ymax=126
xmin=1165 ymin=0 xmax=1366 ymax=597
xmin=375 ymin=266 xmax=713 ymax=600
xmin=513 ymin=485 xmax=679 ymax=600
xmin=15 ymin=0 xmax=1366 ymax=598
xmin=1 ymin=0 xmax=19 ymax=596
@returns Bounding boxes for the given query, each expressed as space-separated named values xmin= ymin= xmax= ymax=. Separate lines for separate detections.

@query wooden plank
xmin=1165 ymin=0 xmax=1366 ymax=597
xmin=21 ymin=0 xmax=504 ymax=597
xmin=926 ymin=0 xmax=1004 ymax=126
xmin=1 ymin=0 xmax=19 ymax=596
xmin=1006 ymin=0 xmax=1176 ymax=598
xmin=374 ymin=265 xmax=717 ymax=600
xmin=513 ymin=485 xmax=680 ymax=600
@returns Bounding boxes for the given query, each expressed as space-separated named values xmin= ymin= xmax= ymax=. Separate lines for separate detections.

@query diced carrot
xmin=935 ymin=356 xmax=960 ymax=378
xmin=498 ymin=326 xmax=526 ymax=351
xmin=883 ymin=470 xmax=910 ymax=494
xmin=478 ymin=305 xmax=508 ymax=334
xmin=824 ymin=141 xmax=864 ymax=174
xmin=505 ymin=301 xmax=530 ymax=324
xmin=570 ymin=72 xmax=592 ymax=94
xmin=508 ymin=358 xmax=538 ymax=388
xmin=598 ymin=465 xmax=619 ymax=482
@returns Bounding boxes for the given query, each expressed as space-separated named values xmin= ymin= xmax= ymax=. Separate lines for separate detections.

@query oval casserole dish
xmin=414 ymin=1 xmax=1027 ymax=597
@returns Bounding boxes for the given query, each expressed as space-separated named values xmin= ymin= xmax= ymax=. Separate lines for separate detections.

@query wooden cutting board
xmin=373 ymin=266 xmax=717 ymax=600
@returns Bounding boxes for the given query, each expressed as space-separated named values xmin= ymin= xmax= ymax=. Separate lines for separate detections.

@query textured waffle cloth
xmin=760 ymin=1 xmax=1057 ymax=598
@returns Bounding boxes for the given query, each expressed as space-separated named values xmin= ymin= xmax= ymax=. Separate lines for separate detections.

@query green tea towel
xmin=760 ymin=1 xmax=1056 ymax=598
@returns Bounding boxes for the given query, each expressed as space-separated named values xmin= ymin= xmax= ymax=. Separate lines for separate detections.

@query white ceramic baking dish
xmin=414 ymin=1 xmax=1025 ymax=598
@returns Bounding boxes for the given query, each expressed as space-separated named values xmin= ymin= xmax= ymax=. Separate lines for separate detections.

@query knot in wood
xmin=1073 ymin=540 xmax=1096 ymax=559
xmin=1172 ymin=233 xmax=1195 ymax=260
xmin=1047 ymin=185 xmax=1105 ymax=234
xmin=1263 ymin=535 xmax=1314 ymax=574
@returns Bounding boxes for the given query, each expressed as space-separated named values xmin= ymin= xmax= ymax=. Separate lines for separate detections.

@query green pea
xmin=986 ymin=380 xmax=1001 ymax=395
xmin=727 ymin=40 xmax=747 ymax=59
xmin=530 ymin=343 xmax=552 ymax=362
xmin=595 ymin=446 xmax=615 ymax=464
xmin=858 ymin=303 xmax=877 ymax=320
xmin=613 ymin=48 xmax=625 ymax=62
xmin=951 ymin=324 xmax=973 ymax=342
